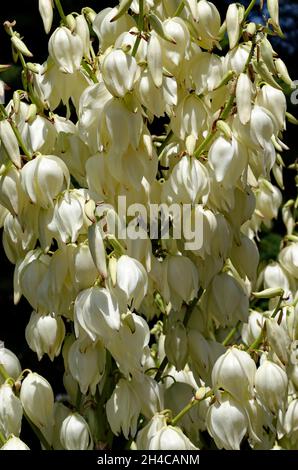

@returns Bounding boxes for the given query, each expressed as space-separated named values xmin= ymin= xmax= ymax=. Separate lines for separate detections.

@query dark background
xmin=0 ymin=0 xmax=297 ymax=447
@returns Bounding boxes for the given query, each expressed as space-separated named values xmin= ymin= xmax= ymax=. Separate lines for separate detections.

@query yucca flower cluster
xmin=0 ymin=0 xmax=297 ymax=450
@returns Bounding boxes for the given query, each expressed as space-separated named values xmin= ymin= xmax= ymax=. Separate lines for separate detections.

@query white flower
xmin=20 ymin=372 xmax=54 ymax=437
xmin=102 ymin=49 xmax=140 ymax=97
xmin=207 ymin=394 xmax=248 ymax=450
xmin=60 ymin=413 xmax=93 ymax=450
xmin=106 ymin=378 xmax=141 ymax=439
xmin=255 ymin=361 xmax=288 ymax=413
xmin=21 ymin=155 xmax=70 ymax=208
xmin=0 ymin=384 xmax=23 ymax=438
xmin=49 ymin=27 xmax=83 ymax=74
xmin=25 ymin=311 xmax=65 ymax=361
xmin=74 ymin=287 xmax=121 ymax=342
xmin=0 ymin=436 xmax=30 ymax=450
xmin=114 ymin=255 xmax=148 ymax=309
xmin=212 ymin=348 xmax=256 ymax=402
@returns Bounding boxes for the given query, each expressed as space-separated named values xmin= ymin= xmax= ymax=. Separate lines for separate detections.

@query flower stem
xmin=171 ymin=390 xmax=213 ymax=426
xmin=81 ymin=60 xmax=98 ymax=83
xmin=132 ymin=0 xmax=144 ymax=57
xmin=244 ymin=0 xmax=258 ymax=21
xmin=193 ymin=129 xmax=216 ymax=158
xmin=222 ymin=320 xmax=241 ymax=346
xmin=174 ymin=0 xmax=185 ymax=17
xmin=54 ymin=0 xmax=67 ymax=25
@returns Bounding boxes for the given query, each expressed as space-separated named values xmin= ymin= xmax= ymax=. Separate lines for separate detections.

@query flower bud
xmin=20 ymin=372 xmax=54 ymax=433
xmin=106 ymin=378 xmax=141 ymax=439
xmin=0 ymin=383 xmax=23 ymax=438
xmin=102 ymin=49 xmax=140 ymax=97
xmin=226 ymin=4 xmax=245 ymax=49
xmin=147 ymin=32 xmax=163 ymax=88
xmin=60 ymin=413 xmax=93 ymax=450
xmin=38 ymin=0 xmax=53 ymax=34
xmin=25 ymin=311 xmax=65 ymax=361
xmin=236 ymin=73 xmax=252 ymax=124
xmin=212 ymin=348 xmax=256 ymax=402
xmin=0 ymin=347 xmax=21 ymax=384
xmin=207 ymin=394 xmax=248 ymax=450
xmin=11 ymin=35 xmax=33 ymax=58
xmin=165 ymin=321 xmax=188 ymax=371
xmin=88 ymin=222 xmax=108 ymax=279
xmin=275 ymin=58 xmax=293 ymax=87
xmin=255 ymin=361 xmax=288 ymax=413
xmin=49 ymin=27 xmax=83 ymax=74
xmin=0 ymin=436 xmax=29 ymax=450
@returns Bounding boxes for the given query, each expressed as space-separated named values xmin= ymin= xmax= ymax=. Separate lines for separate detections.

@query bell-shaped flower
xmin=0 ymin=167 xmax=27 ymax=216
xmin=106 ymin=313 xmax=150 ymax=377
xmin=102 ymin=49 xmax=140 ymax=98
xmin=132 ymin=375 xmax=164 ymax=419
xmin=60 ymin=413 xmax=93 ymax=450
xmin=92 ymin=7 xmax=135 ymax=51
xmin=0 ymin=383 xmax=23 ymax=438
xmin=0 ymin=347 xmax=21 ymax=384
xmin=106 ymin=378 xmax=141 ymax=439
xmin=279 ymin=243 xmax=298 ymax=280
xmin=74 ymin=287 xmax=121 ymax=342
xmin=207 ymin=394 xmax=248 ymax=450
xmin=21 ymin=155 xmax=70 ymax=208
xmin=161 ymin=255 xmax=199 ymax=311
xmin=25 ymin=311 xmax=65 ymax=361
xmin=48 ymin=27 xmax=83 ymax=74
xmin=165 ymin=321 xmax=188 ymax=371
xmin=212 ymin=348 xmax=256 ymax=402
xmin=255 ymin=360 xmax=288 ymax=413
xmin=67 ymin=337 xmax=106 ymax=395
xmin=162 ymin=155 xmax=210 ymax=205
xmin=208 ymin=136 xmax=248 ymax=189
xmin=204 ymin=272 xmax=249 ymax=326
xmin=114 ymin=255 xmax=148 ymax=309
xmin=20 ymin=372 xmax=54 ymax=437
